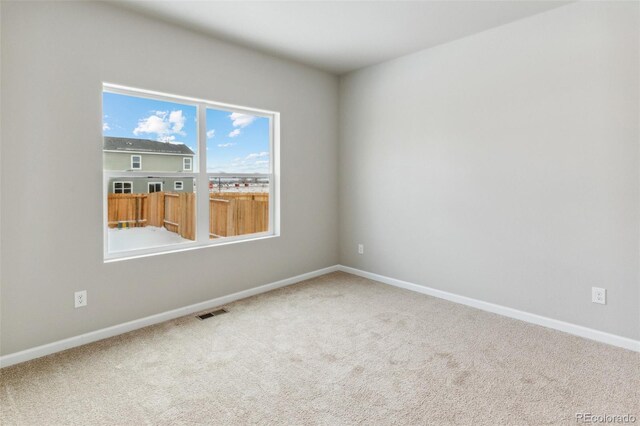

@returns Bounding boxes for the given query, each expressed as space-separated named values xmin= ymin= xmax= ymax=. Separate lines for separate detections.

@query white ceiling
xmin=115 ymin=1 xmax=571 ymax=75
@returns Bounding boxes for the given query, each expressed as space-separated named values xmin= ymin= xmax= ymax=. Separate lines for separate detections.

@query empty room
xmin=0 ymin=0 xmax=638 ymax=424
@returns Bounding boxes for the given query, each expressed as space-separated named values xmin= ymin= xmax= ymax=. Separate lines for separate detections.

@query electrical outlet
xmin=592 ymin=287 xmax=606 ymax=305
xmin=75 ymin=290 xmax=87 ymax=308
xmin=358 ymin=244 xmax=364 ymax=255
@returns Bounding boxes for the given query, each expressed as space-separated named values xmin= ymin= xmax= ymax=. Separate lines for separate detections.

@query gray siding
xmin=104 ymin=151 xmax=194 ymax=172
xmin=108 ymin=177 xmax=194 ymax=194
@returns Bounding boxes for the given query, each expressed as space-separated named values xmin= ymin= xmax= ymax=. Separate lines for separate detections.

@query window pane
xmin=132 ymin=156 xmax=141 ymax=169
xmin=107 ymin=177 xmax=197 ymax=253
xmin=113 ymin=181 xmax=132 ymax=194
xmin=205 ymin=108 xmax=270 ymax=174
xmin=103 ymin=92 xmax=198 ymax=173
xmin=148 ymin=182 xmax=162 ymax=193
xmin=208 ymin=177 xmax=269 ymax=239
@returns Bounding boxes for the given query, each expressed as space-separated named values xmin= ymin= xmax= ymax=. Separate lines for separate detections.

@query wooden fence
xmin=107 ymin=191 xmax=268 ymax=241
xmin=209 ymin=192 xmax=269 ymax=238
xmin=107 ymin=192 xmax=196 ymax=240
xmin=107 ymin=194 xmax=148 ymax=228
xmin=147 ymin=192 xmax=164 ymax=227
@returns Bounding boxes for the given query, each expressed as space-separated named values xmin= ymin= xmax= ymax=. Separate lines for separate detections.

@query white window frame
xmin=131 ymin=155 xmax=142 ymax=170
xmin=103 ymin=83 xmax=280 ymax=262
xmin=174 ymin=181 xmax=184 ymax=191
xmin=147 ymin=182 xmax=163 ymax=193
xmin=183 ymin=157 xmax=192 ymax=171
xmin=113 ymin=181 xmax=133 ymax=194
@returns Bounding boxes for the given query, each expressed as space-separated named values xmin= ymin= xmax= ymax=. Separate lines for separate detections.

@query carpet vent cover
xmin=197 ymin=309 xmax=228 ymax=320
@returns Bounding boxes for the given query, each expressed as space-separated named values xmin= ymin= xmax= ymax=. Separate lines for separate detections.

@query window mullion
xmin=196 ymin=103 xmax=209 ymax=243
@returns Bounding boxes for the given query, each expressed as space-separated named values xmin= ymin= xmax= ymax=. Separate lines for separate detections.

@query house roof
xmin=103 ymin=137 xmax=195 ymax=155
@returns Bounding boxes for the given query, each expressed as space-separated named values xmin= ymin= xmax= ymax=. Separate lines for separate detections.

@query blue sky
xmin=102 ymin=92 xmax=270 ymax=174
xmin=205 ymin=109 xmax=270 ymax=174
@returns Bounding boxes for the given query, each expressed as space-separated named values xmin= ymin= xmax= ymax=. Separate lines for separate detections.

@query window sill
xmin=103 ymin=232 xmax=279 ymax=263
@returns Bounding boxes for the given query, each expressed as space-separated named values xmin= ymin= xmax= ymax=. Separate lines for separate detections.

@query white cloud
xmin=169 ymin=110 xmax=186 ymax=133
xmin=245 ymin=151 xmax=269 ymax=159
xmin=134 ymin=114 xmax=165 ymax=135
xmin=217 ymin=143 xmax=235 ymax=147
xmin=103 ymin=122 xmax=110 ymax=131
xmin=223 ymin=113 xmax=258 ymax=138
xmin=133 ymin=110 xmax=187 ymax=142
xmin=207 ymin=150 xmax=270 ymax=173
xmin=206 ymin=129 xmax=216 ymax=139
xmin=229 ymin=112 xmax=256 ymax=129
xmin=221 ymin=151 xmax=269 ymax=172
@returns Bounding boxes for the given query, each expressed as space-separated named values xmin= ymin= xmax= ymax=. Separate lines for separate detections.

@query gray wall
xmin=339 ymin=2 xmax=639 ymax=339
xmin=104 ymin=152 xmax=194 ymax=173
xmin=0 ymin=2 xmax=338 ymax=354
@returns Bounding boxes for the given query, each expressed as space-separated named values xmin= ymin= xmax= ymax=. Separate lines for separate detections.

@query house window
xmin=148 ymin=182 xmax=163 ymax=193
xmin=113 ymin=181 xmax=132 ymax=194
xmin=102 ymin=84 xmax=278 ymax=260
xmin=131 ymin=155 xmax=141 ymax=170
xmin=183 ymin=157 xmax=192 ymax=171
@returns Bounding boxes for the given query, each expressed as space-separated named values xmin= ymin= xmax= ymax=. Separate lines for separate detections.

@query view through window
xmin=206 ymin=108 xmax=271 ymax=240
xmin=103 ymin=86 xmax=276 ymax=258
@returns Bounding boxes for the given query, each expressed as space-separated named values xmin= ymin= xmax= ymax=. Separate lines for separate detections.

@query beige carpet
xmin=1 ymin=272 xmax=638 ymax=425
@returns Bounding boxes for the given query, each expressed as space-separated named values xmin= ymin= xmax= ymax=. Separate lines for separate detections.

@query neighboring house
xmin=109 ymin=177 xmax=195 ymax=194
xmin=104 ymin=136 xmax=195 ymax=194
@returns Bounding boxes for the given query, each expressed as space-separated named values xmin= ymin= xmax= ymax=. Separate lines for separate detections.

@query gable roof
xmin=103 ymin=137 xmax=195 ymax=155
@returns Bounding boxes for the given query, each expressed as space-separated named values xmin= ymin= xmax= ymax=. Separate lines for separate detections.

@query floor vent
xmin=196 ymin=309 xmax=228 ymax=320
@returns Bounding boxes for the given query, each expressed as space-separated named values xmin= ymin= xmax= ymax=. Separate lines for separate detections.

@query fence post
xmin=227 ymin=199 xmax=237 ymax=237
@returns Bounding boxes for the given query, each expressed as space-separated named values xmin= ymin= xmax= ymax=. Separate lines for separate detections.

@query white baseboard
xmin=0 ymin=265 xmax=340 ymax=368
xmin=337 ymin=265 xmax=640 ymax=353
xmin=3 ymin=263 xmax=636 ymax=368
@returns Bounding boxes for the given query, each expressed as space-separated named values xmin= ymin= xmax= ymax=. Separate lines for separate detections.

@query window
xmin=113 ymin=181 xmax=132 ymax=194
xmin=183 ymin=157 xmax=192 ymax=171
xmin=102 ymin=84 xmax=278 ymax=260
xmin=206 ymin=107 xmax=272 ymax=240
xmin=148 ymin=182 xmax=163 ymax=193
xmin=131 ymin=155 xmax=141 ymax=170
